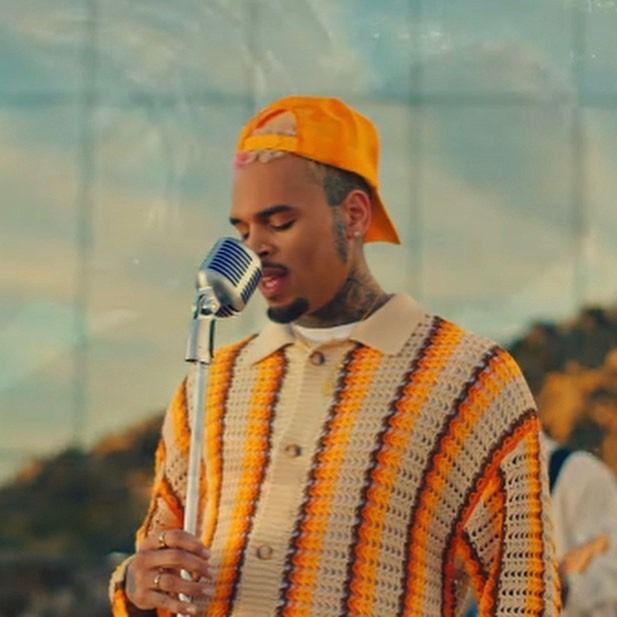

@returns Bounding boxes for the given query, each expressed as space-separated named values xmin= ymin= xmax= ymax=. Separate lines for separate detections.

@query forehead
xmin=230 ymin=155 xmax=325 ymax=220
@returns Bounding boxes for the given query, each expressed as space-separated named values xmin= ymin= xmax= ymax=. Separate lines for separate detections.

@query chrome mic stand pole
xmin=178 ymin=287 xmax=219 ymax=617
xmin=175 ymin=236 xmax=262 ymax=617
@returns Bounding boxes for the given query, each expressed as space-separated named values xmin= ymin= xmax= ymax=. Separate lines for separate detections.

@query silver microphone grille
xmin=196 ymin=237 xmax=262 ymax=318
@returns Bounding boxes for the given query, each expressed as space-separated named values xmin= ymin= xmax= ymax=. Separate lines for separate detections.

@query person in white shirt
xmin=543 ymin=433 xmax=617 ymax=617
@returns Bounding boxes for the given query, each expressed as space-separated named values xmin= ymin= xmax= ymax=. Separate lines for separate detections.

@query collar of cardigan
xmin=245 ymin=293 xmax=427 ymax=364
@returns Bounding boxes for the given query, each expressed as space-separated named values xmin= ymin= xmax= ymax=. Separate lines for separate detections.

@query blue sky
xmin=1 ymin=0 xmax=616 ymax=482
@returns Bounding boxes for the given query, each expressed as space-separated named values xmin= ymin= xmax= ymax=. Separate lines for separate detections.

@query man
xmin=110 ymin=96 xmax=560 ymax=616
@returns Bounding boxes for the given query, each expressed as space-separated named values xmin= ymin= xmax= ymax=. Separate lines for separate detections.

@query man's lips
xmin=259 ymin=264 xmax=289 ymax=299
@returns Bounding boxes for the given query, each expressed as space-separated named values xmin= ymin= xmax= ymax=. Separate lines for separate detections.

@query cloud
xmin=0 ymin=302 xmax=135 ymax=392
xmin=1 ymin=0 xmax=374 ymax=102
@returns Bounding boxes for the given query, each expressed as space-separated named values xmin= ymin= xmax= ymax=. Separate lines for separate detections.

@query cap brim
xmin=365 ymin=191 xmax=401 ymax=244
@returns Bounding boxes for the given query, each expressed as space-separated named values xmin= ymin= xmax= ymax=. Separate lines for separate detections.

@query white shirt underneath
xmin=292 ymin=321 xmax=358 ymax=345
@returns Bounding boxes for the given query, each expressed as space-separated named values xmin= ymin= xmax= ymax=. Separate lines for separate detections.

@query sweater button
xmin=309 ymin=351 xmax=325 ymax=366
xmin=284 ymin=444 xmax=302 ymax=458
xmin=256 ymin=544 xmax=274 ymax=560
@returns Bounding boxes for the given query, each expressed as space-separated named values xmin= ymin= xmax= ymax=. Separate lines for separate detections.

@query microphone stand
xmin=178 ymin=286 xmax=219 ymax=617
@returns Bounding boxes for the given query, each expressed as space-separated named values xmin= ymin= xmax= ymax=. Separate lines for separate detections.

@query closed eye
xmin=270 ymin=220 xmax=294 ymax=232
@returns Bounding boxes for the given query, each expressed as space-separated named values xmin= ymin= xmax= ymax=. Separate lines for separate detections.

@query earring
xmin=353 ymin=231 xmax=361 ymax=238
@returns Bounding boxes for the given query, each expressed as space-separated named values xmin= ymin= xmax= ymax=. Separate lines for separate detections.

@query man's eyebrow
xmin=229 ymin=204 xmax=294 ymax=226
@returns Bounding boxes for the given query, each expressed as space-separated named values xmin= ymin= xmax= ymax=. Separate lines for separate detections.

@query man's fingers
xmin=138 ymin=529 xmax=211 ymax=579
xmin=149 ymin=590 xmax=201 ymax=616
xmin=155 ymin=571 xmax=212 ymax=602
xmin=126 ymin=530 xmax=213 ymax=610
xmin=141 ymin=529 xmax=209 ymax=559
xmin=148 ymin=549 xmax=211 ymax=579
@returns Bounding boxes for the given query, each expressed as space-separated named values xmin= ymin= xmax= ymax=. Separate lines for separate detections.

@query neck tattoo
xmin=297 ymin=265 xmax=390 ymax=328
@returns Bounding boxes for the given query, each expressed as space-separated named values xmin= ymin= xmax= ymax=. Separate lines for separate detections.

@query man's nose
xmin=245 ymin=232 xmax=272 ymax=259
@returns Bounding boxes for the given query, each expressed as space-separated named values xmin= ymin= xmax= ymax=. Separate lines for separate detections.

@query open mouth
xmin=259 ymin=265 xmax=289 ymax=299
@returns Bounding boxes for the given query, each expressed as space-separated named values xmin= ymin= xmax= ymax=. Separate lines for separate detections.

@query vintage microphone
xmin=179 ymin=237 xmax=261 ymax=616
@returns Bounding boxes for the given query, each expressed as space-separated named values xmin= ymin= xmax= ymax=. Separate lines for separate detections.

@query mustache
xmin=260 ymin=261 xmax=288 ymax=275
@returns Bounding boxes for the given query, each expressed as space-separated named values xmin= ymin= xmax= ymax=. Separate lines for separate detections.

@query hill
xmin=0 ymin=414 xmax=162 ymax=558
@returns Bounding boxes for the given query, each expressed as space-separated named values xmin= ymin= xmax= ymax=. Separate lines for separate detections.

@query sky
xmin=1 ymin=0 xmax=617 ymax=482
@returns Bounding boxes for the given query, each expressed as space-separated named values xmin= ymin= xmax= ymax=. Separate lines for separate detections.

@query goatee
xmin=267 ymin=298 xmax=309 ymax=324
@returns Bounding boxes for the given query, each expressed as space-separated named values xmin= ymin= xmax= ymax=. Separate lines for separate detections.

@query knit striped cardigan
xmin=110 ymin=296 xmax=560 ymax=616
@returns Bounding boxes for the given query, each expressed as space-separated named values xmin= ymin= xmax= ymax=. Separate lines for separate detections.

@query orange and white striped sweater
xmin=110 ymin=294 xmax=560 ymax=616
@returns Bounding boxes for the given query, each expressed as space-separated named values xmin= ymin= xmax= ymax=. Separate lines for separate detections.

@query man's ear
xmin=342 ymin=189 xmax=372 ymax=240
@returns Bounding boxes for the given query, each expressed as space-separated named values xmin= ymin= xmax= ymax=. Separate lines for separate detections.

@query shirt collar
xmin=245 ymin=293 xmax=427 ymax=365
xmin=349 ymin=293 xmax=427 ymax=354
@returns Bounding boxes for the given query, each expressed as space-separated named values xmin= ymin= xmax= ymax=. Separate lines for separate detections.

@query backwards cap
xmin=236 ymin=95 xmax=400 ymax=244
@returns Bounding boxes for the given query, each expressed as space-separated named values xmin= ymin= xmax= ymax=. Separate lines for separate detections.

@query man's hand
xmin=125 ymin=529 xmax=212 ymax=616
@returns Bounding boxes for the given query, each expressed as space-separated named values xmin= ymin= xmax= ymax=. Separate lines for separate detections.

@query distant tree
xmin=0 ymin=415 xmax=162 ymax=557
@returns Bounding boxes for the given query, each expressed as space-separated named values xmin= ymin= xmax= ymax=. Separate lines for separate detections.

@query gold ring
xmin=153 ymin=570 xmax=163 ymax=591
xmin=157 ymin=530 xmax=167 ymax=549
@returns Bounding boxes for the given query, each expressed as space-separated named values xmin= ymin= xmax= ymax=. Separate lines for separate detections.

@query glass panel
xmin=0 ymin=105 xmax=81 ymax=480
xmin=582 ymin=109 xmax=617 ymax=303
xmin=582 ymin=0 xmax=617 ymax=97
xmin=96 ymin=1 xmax=250 ymax=101
xmin=87 ymin=103 xmax=259 ymax=441
xmin=420 ymin=104 xmax=577 ymax=343
xmin=253 ymin=0 xmax=417 ymax=102
xmin=2 ymin=3 xmax=617 ymax=615
xmin=0 ymin=1 xmax=85 ymax=95
xmin=420 ymin=0 xmax=573 ymax=97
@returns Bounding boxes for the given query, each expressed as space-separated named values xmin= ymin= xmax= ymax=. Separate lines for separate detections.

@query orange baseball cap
xmin=236 ymin=95 xmax=400 ymax=244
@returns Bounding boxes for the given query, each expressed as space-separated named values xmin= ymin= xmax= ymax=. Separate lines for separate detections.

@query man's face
xmin=230 ymin=155 xmax=351 ymax=323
